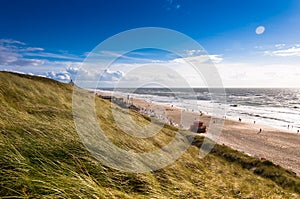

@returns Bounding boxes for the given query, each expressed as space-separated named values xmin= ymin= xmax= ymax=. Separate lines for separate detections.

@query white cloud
xmin=0 ymin=38 xmax=86 ymax=83
xmin=215 ymin=61 xmax=300 ymax=87
xmin=20 ymin=47 xmax=44 ymax=52
xmin=184 ymin=49 xmax=204 ymax=56
xmin=81 ymin=51 xmax=224 ymax=88
xmin=0 ymin=50 xmax=20 ymax=64
xmin=0 ymin=38 xmax=83 ymax=69
xmin=46 ymin=71 xmax=71 ymax=82
xmin=66 ymin=66 xmax=80 ymax=76
xmin=172 ymin=54 xmax=223 ymax=64
xmin=65 ymin=64 xmax=124 ymax=86
xmin=265 ymin=45 xmax=300 ymax=57
xmin=208 ymin=55 xmax=223 ymax=63
xmin=0 ymin=40 xmax=44 ymax=67
xmin=0 ymin=47 xmax=45 ymax=67
xmin=0 ymin=39 xmax=26 ymax=45
xmin=12 ymin=59 xmax=45 ymax=66
xmin=100 ymin=69 xmax=123 ymax=81
xmin=24 ymin=51 xmax=82 ymax=61
xmin=254 ymin=45 xmax=263 ymax=49
xmin=5 ymin=38 xmax=299 ymax=88
xmin=274 ymin=44 xmax=286 ymax=49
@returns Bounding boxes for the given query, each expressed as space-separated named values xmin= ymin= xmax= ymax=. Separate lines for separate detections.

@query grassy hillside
xmin=0 ymin=71 xmax=299 ymax=198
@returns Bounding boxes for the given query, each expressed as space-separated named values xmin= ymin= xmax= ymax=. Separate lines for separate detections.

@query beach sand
xmin=96 ymin=91 xmax=300 ymax=175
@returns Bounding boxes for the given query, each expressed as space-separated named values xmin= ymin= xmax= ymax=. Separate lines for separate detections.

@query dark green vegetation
xmin=0 ymin=71 xmax=299 ymax=198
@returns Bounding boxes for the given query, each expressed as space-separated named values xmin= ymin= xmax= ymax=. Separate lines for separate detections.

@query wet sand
xmin=96 ymin=91 xmax=300 ymax=175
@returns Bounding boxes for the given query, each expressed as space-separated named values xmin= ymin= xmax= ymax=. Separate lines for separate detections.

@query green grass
xmin=0 ymin=71 xmax=299 ymax=198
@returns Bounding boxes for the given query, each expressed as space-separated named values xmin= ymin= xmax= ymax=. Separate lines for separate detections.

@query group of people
xmin=287 ymin=124 xmax=300 ymax=133
xmin=238 ymin=117 xmax=300 ymax=134
xmin=138 ymin=106 xmax=179 ymax=127
xmin=238 ymin=117 xmax=263 ymax=134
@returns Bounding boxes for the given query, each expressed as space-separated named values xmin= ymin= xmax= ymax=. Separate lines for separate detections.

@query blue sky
xmin=1 ymin=0 xmax=300 ymax=87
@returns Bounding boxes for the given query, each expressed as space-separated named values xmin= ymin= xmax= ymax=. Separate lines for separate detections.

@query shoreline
xmin=95 ymin=90 xmax=300 ymax=175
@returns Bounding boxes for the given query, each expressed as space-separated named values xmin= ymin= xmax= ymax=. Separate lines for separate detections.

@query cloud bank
xmin=265 ymin=45 xmax=300 ymax=57
xmin=0 ymin=38 xmax=83 ymax=83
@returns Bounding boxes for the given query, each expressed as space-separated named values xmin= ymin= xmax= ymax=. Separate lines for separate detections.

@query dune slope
xmin=0 ymin=71 xmax=299 ymax=198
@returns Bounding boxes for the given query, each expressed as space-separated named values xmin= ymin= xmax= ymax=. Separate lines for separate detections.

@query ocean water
xmin=99 ymin=88 xmax=300 ymax=132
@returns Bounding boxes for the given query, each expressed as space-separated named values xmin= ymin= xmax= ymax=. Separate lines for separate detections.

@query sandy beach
xmin=96 ymin=91 xmax=300 ymax=175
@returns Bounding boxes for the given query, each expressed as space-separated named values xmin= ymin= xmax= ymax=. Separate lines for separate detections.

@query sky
xmin=1 ymin=0 xmax=300 ymax=87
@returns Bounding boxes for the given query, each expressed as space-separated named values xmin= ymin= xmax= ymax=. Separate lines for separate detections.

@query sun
xmin=255 ymin=26 xmax=265 ymax=35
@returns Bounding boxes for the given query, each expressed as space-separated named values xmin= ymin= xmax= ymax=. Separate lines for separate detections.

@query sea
xmin=98 ymin=88 xmax=300 ymax=133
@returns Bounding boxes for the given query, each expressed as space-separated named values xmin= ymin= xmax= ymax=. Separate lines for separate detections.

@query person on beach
xmin=258 ymin=128 xmax=262 ymax=134
xmin=238 ymin=118 xmax=242 ymax=122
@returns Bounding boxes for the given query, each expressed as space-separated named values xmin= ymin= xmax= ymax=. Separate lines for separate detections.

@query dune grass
xmin=0 ymin=71 xmax=299 ymax=198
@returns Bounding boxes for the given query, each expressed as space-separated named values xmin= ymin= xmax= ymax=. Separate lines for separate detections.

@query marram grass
xmin=0 ymin=71 xmax=299 ymax=198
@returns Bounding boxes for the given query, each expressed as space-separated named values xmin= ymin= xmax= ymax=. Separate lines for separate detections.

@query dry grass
xmin=0 ymin=71 xmax=299 ymax=198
